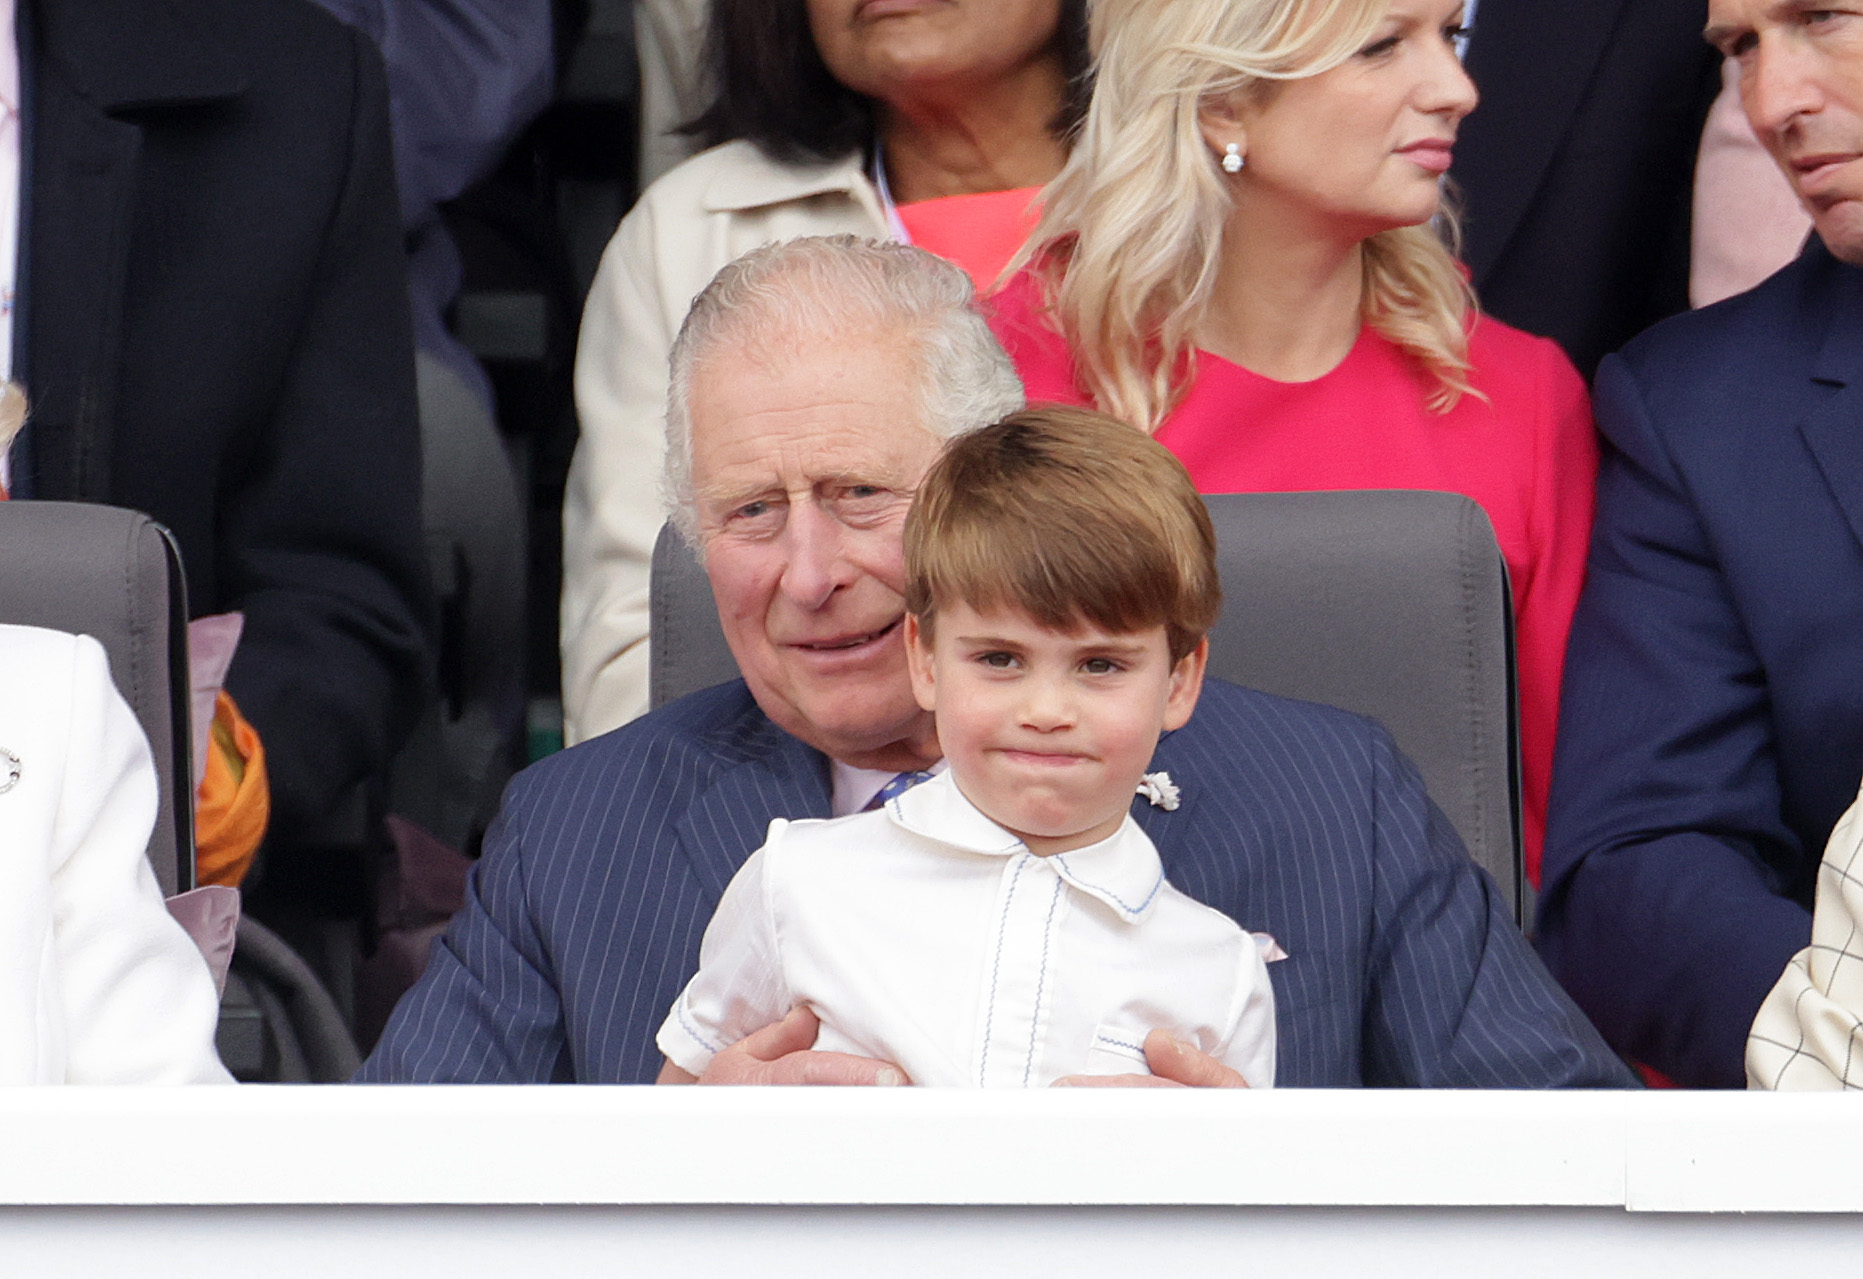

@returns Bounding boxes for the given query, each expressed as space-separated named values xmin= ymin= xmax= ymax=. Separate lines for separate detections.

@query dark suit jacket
xmin=1539 ymin=239 xmax=1863 ymax=1087
xmin=360 ymin=678 xmax=1632 ymax=1087
xmin=13 ymin=0 xmax=430 ymax=854
xmin=1454 ymin=0 xmax=1721 ymax=376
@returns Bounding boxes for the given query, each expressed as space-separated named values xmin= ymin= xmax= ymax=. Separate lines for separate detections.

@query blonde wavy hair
xmin=1014 ymin=0 xmax=1478 ymax=431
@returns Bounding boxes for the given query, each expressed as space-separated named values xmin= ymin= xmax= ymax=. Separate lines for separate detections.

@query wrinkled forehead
xmin=687 ymin=330 xmax=941 ymax=497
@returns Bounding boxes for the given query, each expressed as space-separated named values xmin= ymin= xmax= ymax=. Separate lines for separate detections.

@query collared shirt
xmin=659 ymin=770 xmax=1276 ymax=1087
xmin=829 ymin=756 xmax=949 ymax=818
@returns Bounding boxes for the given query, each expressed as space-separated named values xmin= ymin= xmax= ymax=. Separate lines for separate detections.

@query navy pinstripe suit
xmin=359 ymin=678 xmax=1632 ymax=1086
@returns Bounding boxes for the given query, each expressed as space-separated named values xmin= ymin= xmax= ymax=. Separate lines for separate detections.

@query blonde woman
xmin=989 ymin=0 xmax=1596 ymax=880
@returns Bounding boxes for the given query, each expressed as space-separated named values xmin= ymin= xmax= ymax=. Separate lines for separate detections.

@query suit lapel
xmin=16 ymin=0 xmax=247 ymax=499
xmin=1455 ymin=0 xmax=1630 ymax=284
xmin=673 ymin=724 xmax=832 ymax=904
xmin=1796 ymin=249 xmax=1863 ymax=555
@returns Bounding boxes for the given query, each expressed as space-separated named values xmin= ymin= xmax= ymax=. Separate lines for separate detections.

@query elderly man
xmin=361 ymin=237 xmax=1627 ymax=1087
xmin=1540 ymin=0 xmax=1863 ymax=1088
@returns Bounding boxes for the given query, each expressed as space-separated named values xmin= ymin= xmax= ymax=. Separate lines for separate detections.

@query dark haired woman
xmin=562 ymin=0 xmax=1085 ymax=744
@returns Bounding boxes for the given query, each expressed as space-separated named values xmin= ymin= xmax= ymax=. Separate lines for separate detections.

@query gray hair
xmin=664 ymin=235 xmax=1027 ymax=545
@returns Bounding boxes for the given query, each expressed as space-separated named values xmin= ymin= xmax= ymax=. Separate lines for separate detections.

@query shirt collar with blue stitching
xmin=885 ymin=771 xmax=1166 ymax=925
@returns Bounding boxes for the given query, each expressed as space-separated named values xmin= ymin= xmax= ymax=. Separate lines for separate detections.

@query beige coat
xmin=562 ymin=141 xmax=887 ymax=743
xmin=1748 ymin=774 xmax=1863 ymax=1089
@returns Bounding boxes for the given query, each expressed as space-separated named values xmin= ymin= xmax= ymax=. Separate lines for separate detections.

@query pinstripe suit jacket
xmin=359 ymin=679 xmax=1632 ymax=1086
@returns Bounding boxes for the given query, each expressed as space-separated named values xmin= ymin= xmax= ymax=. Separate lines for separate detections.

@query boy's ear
xmin=905 ymin=612 xmax=938 ymax=714
xmin=1161 ymin=637 xmax=1208 ymax=732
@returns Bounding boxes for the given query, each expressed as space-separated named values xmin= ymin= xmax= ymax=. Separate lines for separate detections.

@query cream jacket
xmin=1749 ymin=775 xmax=1863 ymax=1089
xmin=561 ymin=140 xmax=886 ymax=743
xmin=0 ymin=624 xmax=230 ymax=1084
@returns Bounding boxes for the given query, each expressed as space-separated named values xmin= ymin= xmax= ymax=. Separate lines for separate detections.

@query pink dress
xmin=897 ymin=187 xmax=1042 ymax=292
xmin=988 ymin=271 xmax=1599 ymax=884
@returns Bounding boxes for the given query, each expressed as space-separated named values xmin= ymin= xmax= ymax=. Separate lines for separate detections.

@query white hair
xmin=664 ymin=236 xmax=1027 ymax=545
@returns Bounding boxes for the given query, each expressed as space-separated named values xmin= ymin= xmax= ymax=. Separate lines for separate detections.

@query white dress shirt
xmin=659 ymin=770 xmax=1276 ymax=1087
xmin=829 ymin=756 xmax=948 ymax=818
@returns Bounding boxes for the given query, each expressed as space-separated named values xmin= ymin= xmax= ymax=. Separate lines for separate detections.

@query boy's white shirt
xmin=659 ymin=769 xmax=1277 ymax=1087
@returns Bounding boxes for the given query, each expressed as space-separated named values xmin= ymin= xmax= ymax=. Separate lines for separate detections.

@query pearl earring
xmin=1221 ymin=142 xmax=1245 ymax=174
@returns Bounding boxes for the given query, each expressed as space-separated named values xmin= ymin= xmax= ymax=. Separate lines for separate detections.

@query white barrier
xmin=2 ymin=1088 xmax=1860 ymax=1275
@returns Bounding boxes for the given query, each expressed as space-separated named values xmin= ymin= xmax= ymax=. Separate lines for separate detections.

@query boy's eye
xmin=1081 ymin=657 xmax=1123 ymax=675
xmin=977 ymin=651 xmax=1018 ymax=669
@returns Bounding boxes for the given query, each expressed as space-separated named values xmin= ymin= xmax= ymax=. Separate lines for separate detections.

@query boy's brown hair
xmin=904 ymin=406 xmax=1221 ymax=661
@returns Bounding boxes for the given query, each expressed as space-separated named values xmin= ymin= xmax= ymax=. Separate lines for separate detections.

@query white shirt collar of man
xmin=884 ymin=770 xmax=1168 ymax=926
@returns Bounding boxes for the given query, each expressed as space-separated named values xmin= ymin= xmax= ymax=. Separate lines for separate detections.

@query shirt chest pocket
xmin=1079 ymin=1022 xmax=1155 ymax=1077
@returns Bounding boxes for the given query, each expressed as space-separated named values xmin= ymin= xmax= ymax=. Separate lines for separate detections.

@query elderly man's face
xmin=689 ymin=329 xmax=944 ymax=770
xmin=1709 ymin=0 xmax=1863 ymax=264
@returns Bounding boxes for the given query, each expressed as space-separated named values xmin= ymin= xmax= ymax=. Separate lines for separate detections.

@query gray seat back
xmin=0 ymin=500 xmax=194 ymax=894
xmin=649 ymin=489 xmax=1522 ymax=918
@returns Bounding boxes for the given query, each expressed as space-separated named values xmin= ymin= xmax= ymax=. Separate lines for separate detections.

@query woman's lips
xmin=1398 ymin=140 xmax=1455 ymax=174
xmin=854 ymin=0 xmax=952 ymax=20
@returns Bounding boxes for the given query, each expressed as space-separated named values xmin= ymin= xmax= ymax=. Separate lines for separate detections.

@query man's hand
xmin=684 ymin=1006 xmax=909 ymax=1086
xmin=1051 ymin=1030 xmax=1250 ymax=1088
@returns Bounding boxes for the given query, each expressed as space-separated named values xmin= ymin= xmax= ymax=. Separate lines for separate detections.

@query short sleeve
xmin=1215 ymin=934 xmax=1278 ymax=1089
xmin=655 ymin=823 xmax=794 ymax=1075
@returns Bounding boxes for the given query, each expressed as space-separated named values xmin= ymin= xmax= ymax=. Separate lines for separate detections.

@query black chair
xmin=648 ymin=489 xmax=1525 ymax=920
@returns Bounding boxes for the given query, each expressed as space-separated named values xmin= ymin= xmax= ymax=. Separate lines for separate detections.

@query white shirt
xmin=658 ymin=770 xmax=1276 ymax=1087
xmin=828 ymin=756 xmax=948 ymax=818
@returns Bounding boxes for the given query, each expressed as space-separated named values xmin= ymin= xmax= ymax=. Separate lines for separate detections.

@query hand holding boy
xmin=684 ymin=1010 xmax=1245 ymax=1088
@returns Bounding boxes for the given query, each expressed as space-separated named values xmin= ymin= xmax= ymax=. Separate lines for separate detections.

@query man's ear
xmin=1161 ymin=637 xmax=1208 ymax=732
xmin=905 ymin=612 xmax=938 ymax=714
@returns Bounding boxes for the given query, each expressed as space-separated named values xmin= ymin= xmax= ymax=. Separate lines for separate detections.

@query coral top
xmin=988 ymin=272 xmax=1599 ymax=883
xmin=897 ymin=186 xmax=1043 ymax=292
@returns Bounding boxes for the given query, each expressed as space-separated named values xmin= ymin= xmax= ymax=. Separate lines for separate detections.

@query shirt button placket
xmin=976 ymin=853 xmax=1066 ymax=1087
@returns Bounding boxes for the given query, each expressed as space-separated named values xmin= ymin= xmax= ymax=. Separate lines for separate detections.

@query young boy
xmin=655 ymin=407 xmax=1276 ymax=1087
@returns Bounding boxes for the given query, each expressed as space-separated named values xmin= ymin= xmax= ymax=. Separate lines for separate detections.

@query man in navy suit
xmin=361 ymin=237 xmax=1628 ymax=1088
xmin=1539 ymin=0 xmax=1863 ymax=1088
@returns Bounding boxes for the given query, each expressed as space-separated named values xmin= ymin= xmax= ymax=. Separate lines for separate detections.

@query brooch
xmin=0 ymin=748 xmax=18 ymax=795
xmin=1137 ymin=770 xmax=1179 ymax=811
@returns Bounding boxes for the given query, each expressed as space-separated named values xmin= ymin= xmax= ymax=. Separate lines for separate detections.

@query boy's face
xmin=905 ymin=602 xmax=1207 ymax=857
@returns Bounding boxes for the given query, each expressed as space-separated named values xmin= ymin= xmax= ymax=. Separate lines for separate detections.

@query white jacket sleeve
xmin=560 ymin=198 xmax=678 ymax=743
xmin=656 ymin=828 xmax=793 ymax=1077
xmin=53 ymin=635 xmax=232 ymax=1084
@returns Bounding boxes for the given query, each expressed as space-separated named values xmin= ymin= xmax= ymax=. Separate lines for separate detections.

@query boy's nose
xmin=1018 ymin=675 xmax=1076 ymax=731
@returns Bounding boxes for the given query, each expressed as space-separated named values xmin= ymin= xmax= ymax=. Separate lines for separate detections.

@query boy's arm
xmin=656 ymin=842 xmax=792 ymax=1077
